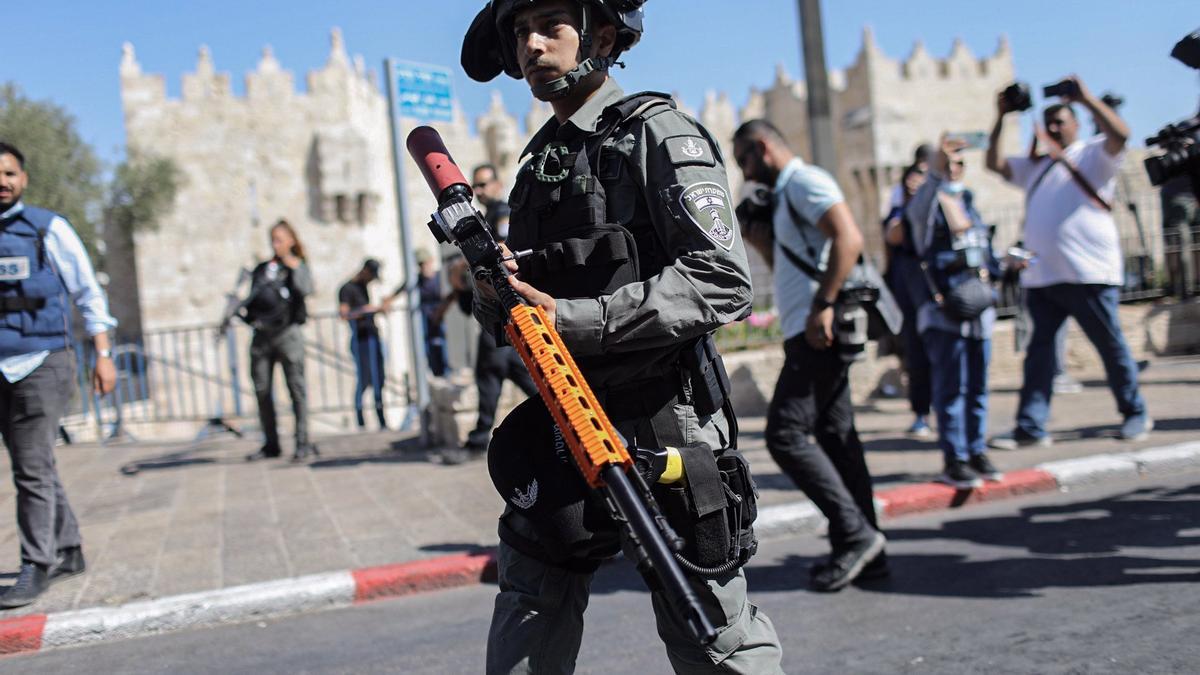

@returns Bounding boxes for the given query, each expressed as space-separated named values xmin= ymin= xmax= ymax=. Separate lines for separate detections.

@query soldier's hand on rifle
xmin=472 ymin=242 xmax=520 ymax=302
xmin=508 ymin=276 xmax=557 ymax=327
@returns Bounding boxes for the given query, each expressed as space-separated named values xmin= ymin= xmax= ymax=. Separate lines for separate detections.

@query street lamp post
xmin=797 ymin=0 xmax=838 ymax=174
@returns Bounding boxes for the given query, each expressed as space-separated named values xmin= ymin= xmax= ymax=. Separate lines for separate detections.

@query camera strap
xmin=1059 ymin=157 xmax=1113 ymax=212
xmin=777 ymin=189 xmax=824 ymax=282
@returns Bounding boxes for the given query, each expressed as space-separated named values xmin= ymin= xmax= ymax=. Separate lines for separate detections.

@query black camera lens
xmin=1042 ymin=79 xmax=1079 ymax=99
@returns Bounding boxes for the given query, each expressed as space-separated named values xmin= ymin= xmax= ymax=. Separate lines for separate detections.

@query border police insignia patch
xmin=679 ymin=182 xmax=736 ymax=250
xmin=665 ymin=135 xmax=715 ymax=167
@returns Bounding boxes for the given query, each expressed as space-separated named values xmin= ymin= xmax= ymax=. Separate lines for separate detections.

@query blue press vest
xmin=925 ymin=191 xmax=992 ymax=296
xmin=0 ymin=206 xmax=71 ymax=358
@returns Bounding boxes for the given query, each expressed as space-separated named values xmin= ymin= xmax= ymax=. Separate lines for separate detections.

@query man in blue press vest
xmin=0 ymin=141 xmax=117 ymax=608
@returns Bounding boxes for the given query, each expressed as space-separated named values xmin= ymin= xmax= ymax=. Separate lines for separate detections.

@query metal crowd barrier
xmin=64 ymin=311 xmax=411 ymax=443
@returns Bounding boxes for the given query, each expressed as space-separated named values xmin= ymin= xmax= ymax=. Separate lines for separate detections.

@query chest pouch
xmin=510 ymin=140 xmax=642 ymax=300
xmin=652 ymin=443 xmax=759 ymax=577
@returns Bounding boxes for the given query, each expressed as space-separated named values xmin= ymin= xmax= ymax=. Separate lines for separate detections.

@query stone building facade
xmin=112 ymin=28 xmax=1159 ymax=381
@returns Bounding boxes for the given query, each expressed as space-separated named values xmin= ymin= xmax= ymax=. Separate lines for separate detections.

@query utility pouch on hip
xmin=654 ymin=444 xmax=759 ymax=576
xmin=681 ymin=335 xmax=731 ymax=417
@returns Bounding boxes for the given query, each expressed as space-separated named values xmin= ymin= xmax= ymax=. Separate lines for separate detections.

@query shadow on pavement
xmin=747 ymin=482 xmax=1200 ymax=599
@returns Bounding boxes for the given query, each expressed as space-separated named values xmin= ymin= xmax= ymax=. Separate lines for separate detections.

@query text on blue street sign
xmin=393 ymin=61 xmax=454 ymax=122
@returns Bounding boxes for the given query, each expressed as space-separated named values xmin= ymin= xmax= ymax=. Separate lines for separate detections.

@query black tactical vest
xmin=506 ymin=92 xmax=675 ymax=302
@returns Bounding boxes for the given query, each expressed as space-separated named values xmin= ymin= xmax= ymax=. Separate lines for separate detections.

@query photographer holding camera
xmin=906 ymin=136 xmax=1004 ymax=488
xmin=986 ymin=74 xmax=1152 ymax=448
xmin=733 ymin=119 xmax=886 ymax=592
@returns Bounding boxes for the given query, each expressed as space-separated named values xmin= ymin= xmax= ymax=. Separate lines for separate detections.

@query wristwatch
xmin=811 ymin=296 xmax=835 ymax=312
xmin=97 ymin=349 xmax=112 ymax=359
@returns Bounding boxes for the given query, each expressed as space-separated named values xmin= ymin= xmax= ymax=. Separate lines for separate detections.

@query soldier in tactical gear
xmin=462 ymin=2 xmax=783 ymax=672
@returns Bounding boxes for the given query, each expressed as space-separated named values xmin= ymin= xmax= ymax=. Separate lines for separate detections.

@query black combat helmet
xmin=462 ymin=0 xmax=645 ymax=100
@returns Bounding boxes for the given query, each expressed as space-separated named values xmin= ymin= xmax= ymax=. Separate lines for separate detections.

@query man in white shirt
xmin=0 ymin=141 xmax=117 ymax=608
xmin=985 ymin=75 xmax=1151 ymax=448
xmin=734 ymin=120 xmax=886 ymax=592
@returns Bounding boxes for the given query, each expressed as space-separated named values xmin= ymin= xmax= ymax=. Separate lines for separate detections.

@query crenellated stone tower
xmin=694 ymin=28 xmax=1026 ymax=267
xmin=113 ymin=28 xmax=1030 ymax=340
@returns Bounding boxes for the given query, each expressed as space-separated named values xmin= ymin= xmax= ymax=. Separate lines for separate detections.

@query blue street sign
xmin=391 ymin=60 xmax=454 ymax=123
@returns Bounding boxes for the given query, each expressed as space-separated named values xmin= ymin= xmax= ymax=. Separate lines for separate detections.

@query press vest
xmin=245 ymin=260 xmax=307 ymax=334
xmin=0 ymin=206 xmax=71 ymax=358
xmin=925 ymin=190 xmax=991 ymax=296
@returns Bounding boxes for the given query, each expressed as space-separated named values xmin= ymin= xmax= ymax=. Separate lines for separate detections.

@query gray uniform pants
xmin=0 ymin=350 xmax=81 ymax=568
xmin=250 ymin=325 xmax=308 ymax=450
xmin=485 ymin=399 xmax=784 ymax=674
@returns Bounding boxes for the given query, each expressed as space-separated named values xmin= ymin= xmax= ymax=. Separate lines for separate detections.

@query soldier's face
xmin=512 ymin=1 xmax=581 ymax=90
xmin=0 ymin=153 xmax=28 ymax=210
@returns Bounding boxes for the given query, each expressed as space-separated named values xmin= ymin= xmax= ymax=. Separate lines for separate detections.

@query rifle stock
xmin=407 ymin=125 xmax=718 ymax=646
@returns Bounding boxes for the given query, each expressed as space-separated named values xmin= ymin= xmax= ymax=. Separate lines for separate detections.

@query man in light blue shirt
xmin=0 ymin=141 xmax=116 ymax=608
xmin=733 ymin=120 xmax=886 ymax=592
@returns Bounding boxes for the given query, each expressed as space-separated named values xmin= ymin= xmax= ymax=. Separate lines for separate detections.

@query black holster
xmin=653 ymin=443 xmax=759 ymax=577
xmin=681 ymin=335 xmax=731 ymax=417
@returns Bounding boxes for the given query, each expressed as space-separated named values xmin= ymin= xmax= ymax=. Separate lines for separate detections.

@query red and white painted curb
xmin=0 ymin=551 xmax=497 ymax=657
xmin=3 ymin=441 xmax=1197 ymax=657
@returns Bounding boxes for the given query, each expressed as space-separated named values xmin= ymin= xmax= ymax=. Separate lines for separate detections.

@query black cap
xmin=363 ymin=258 xmax=381 ymax=277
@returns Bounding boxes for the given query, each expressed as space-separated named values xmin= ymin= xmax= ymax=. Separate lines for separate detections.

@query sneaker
xmin=440 ymin=446 xmax=486 ymax=466
xmin=245 ymin=445 xmax=282 ymax=462
xmin=987 ymin=430 xmax=1052 ymax=451
xmin=50 ymin=546 xmax=86 ymax=582
xmin=1052 ymin=373 xmax=1084 ymax=395
xmin=0 ymin=563 xmax=49 ymax=609
xmin=937 ymin=459 xmax=983 ymax=490
xmin=968 ymin=453 xmax=1003 ymax=482
xmin=810 ymin=530 xmax=887 ymax=593
xmin=811 ymin=550 xmax=890 ymax=582
xmin=906 ymin=417 xmax=934 ymax=440
xmin=291 ymin=443 xmax=321 ymax=463
xmin=1119 ymin=414 xmax=1154 ymax=441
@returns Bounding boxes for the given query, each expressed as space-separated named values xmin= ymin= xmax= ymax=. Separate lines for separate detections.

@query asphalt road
xmin=5 ymin=471 xmax=1198 ymax=674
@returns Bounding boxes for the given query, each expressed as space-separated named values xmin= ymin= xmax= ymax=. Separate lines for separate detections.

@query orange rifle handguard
xmin=504 ymin=304 xmax=631 ymax=488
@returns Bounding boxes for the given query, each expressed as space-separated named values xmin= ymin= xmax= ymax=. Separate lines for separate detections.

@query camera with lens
xmin=1042 ymin=78 xmax=1079 ymax=99
xmin=735 ymin=186 xmax=774 ymax=230
xmin=1144 ymin=116 xmax=1200 ymax=187
xmin=1000 ymin=82 xmax=1032 ymax=113
xmin=1142 ymin=29 xmax=1200 ymax=189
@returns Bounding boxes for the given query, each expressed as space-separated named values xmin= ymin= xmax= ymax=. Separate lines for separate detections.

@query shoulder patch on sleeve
xmin=679 ymin=182 xmax=736 ymax=250
xmin=664 ymin=134 xmax=716 ymax=167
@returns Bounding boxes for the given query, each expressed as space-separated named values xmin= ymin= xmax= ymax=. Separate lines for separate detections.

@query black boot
xmin=0 ymin=563 xmax=49 ymax=609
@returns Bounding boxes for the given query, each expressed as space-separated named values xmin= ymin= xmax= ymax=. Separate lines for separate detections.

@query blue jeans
xmin=1016 ymin=284 xmax=1145 ymax=439
xmin=350 ymin=330 xmax=386 ymax=428
xmin=924 ymin=329 xmax=991 ymax=463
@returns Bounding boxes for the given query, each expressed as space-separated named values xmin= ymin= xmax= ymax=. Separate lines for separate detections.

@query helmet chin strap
xmin=529 ymin=4 xmax=614 ymax=101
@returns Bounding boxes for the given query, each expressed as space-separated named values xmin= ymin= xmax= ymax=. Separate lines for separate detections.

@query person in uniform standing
xmin=461 ymin=2 xmax=783 ymax=672
xmin=440 ymin=164 xmax=538 ymax=465
xmin=0 ymin=141 xmax=116 ymax=608
xmin=243 ymin=220 xmax=317 ymax=463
